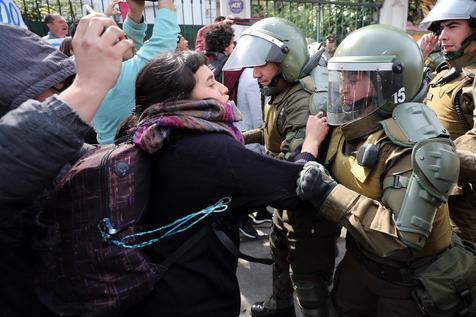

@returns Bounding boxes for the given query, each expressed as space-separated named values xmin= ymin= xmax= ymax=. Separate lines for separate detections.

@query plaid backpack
xmin=36 ymin=142 xmax=158 ymax=316
xmin=35 ymin=135 xmax=242 ymax=316
xmin=36 ymin=141 xmax=229 ymax=316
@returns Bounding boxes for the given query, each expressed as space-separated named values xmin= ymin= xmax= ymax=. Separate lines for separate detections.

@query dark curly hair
xmin=115 ymin=50 xmax=209 ymax=141
xmin=204 ymin=24 xmax=234 ymax=53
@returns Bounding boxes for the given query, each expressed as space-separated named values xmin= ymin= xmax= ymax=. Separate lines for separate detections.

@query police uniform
xmin=262 ymin=82 xmax=340 ymax=315
xmin=319 ymin=109 xmax=458 ymax=316
xmin=295 ymin=22 xmax=474 ymax=317
xmin=222 ymin=16 xmax=339 ymax=316
xmin=424 ymin=51 xmax=476 ymax=243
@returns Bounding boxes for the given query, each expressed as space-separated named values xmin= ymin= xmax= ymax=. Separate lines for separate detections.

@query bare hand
xmin=126 ymin=0 xmax=145 ymax=22
xmin=306 ymin=115 xmax=329 ymax=145
xmin=104 ymin=0 xmax=121 ymax=17
xmin=301 ymin=115 xmax=329 ymax=157
xmin=72 ymin=13 xmax=133 ymax=93
xmin=58 ymin=13 xmax=133 ymax=122
xmin=418 ymin=33 xmax=438 ymax=60
xmin=223 ymin=16 xmax=234 ymax=24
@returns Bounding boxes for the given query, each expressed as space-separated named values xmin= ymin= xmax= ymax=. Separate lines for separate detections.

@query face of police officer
xmin=191 ymin=65 xmax=229 ymax=104
xmin=439 ymin=19 xmax=476 ymax=55
xmin=253 ymin=62 xmax=280 ymax=87
xmin=339 ymin=71 xmax=376 ymax=107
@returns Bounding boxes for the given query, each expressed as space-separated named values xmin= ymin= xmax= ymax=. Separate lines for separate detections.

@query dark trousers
xmin=332 ymin=252 xmax=423 ymax=317
xmin=266 ymin=208 xmax=340 ymax=308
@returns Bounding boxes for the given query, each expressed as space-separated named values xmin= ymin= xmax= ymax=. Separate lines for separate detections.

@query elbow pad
xmin=395 ymin=138 xmax=459 ymax=250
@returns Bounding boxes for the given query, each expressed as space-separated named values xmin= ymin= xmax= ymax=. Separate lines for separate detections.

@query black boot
xmin=250 ymin=301 xmax=296 ymax=317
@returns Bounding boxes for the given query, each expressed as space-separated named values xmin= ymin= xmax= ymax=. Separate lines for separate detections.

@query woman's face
xmin=191 ymin=65 xmax=229 ymax=104
xmin=339 ymin=71 xmax=375 ymax=106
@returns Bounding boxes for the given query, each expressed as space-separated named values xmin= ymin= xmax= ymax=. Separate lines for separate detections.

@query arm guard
xmin=395 ymin=138 xmax=459 ymax=250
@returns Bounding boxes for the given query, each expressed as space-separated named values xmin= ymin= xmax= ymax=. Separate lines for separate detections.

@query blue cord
xmin=100 ymin=197 xmax=231 ymax=249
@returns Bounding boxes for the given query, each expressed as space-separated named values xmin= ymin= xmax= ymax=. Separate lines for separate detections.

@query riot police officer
xmin=420 ymin=0 xmax=476 ymax=243
xmin=224 ymin=18 xmax=340 ymax=317
xmin=296 ymin=24 xmax=473 ymax=316
xmin=455 ymin=77 xmax=476 ymax=184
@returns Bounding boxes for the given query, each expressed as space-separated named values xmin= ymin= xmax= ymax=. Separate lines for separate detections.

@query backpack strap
xmin=156 ymin=225 xmax=212 ymax=278
xmin=212 ymin=222 xmax=274 ymax=265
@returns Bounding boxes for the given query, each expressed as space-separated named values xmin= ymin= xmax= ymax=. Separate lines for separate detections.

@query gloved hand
xmin=296 ymin=161 xmax=337 ymax=209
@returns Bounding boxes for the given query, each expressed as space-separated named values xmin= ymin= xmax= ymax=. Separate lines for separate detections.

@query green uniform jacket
xmin=321 ymin=112 xmax=452 ymax=259
xmin=263 ymin=83 xmax=311 ymax=160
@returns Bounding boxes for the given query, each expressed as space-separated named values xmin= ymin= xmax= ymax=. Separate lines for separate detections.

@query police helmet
xmin=223 ymin=17 xmax=309 ymax=82
xmin=420 ymin=0 xmax=476 ymax=60
xmin=420 ymin=0 xmax=476 ymax=32
xmin=327 ymin=24 xmax=424 ymax=126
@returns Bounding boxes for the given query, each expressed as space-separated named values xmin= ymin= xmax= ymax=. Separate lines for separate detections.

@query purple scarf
xmin=133 ymin=99 xmax=243 ymax=154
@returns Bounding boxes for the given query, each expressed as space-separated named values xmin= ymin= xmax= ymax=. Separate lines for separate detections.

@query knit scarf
xmin=132 ymin=99 xmax=243 ymax=154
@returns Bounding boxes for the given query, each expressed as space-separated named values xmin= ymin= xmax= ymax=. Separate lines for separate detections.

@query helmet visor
xmin=223 ymin=34 xmax=287 ymax=71
xmin=328 ymin=69 xmax=405 ymax=126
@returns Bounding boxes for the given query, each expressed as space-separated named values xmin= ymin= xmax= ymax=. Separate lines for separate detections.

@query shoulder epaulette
xmin=299 ymin=75 xmax=315 ymax=93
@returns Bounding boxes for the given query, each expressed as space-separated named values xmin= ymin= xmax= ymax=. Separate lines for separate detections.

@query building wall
xmin=85 ymin=0 xmax=217 ymax=25
xmin=379 ymin=0 xmax=409 ymax=30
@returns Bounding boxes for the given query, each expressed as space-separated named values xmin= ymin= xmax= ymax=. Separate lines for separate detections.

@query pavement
xmin=237 ymin=221 xmax=347 ymax=317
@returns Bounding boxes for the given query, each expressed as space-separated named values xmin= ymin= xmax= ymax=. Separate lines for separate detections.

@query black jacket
xmin=129 ymin=132 xmax=311 ymax=317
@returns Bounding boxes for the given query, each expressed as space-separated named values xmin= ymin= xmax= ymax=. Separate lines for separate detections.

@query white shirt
xmin=235 ymin=68 xmax=264 ymax=154
xmin=42 ymin=33 xmax=65 ymax=50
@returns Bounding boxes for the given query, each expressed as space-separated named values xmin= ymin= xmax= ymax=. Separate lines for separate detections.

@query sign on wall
xmin=229 ymin=0 xmax=244 ymax=14
xmin=0 ymin=0 xmax=27 ymax=29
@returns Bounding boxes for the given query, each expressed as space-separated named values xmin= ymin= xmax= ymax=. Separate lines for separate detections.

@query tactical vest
xmin=263 ymin=83 xmax=309 ymax=155
xmin=425 ymin=54 xmax=476 ymax=140
xmin=324 ymin=125 xmax=452 ymax=258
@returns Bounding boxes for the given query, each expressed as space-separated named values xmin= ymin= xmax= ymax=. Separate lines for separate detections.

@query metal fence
xmin=17 ymin=0 xmax=381 ymax=46
xmin=17 ymin=0 xmax=208 ymax=46
xmin=250 ymin=0 xmax=381 ymax=43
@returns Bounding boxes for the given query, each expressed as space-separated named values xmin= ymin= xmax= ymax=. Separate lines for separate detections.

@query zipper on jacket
xmin=99 ymin=146 xmax=118 ymax=240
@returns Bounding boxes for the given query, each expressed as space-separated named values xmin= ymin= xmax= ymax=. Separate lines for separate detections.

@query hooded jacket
xmin=0 ymin=24 xmax=76 ymax=117
xmin=0 ymin=25 xmax=90 ymax=316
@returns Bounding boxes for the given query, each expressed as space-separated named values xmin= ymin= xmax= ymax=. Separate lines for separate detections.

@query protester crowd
xmin=0 ymin=0 xmax=475 ymax=316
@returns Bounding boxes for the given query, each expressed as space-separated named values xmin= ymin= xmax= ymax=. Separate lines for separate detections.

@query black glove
xmin=296 ymin=161 xmax=337 ymax=209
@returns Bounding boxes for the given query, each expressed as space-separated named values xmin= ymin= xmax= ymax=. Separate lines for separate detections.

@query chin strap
xmin=259 ymin=73 xmax=284 ymax=96
xmin=444 ymin=32 xmax=476 ymax=61
xmin=344 ymin=96 xmax=377 ymax=113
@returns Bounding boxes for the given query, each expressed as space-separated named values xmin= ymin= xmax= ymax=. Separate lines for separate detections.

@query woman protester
xmin=116 ymin=50 xmax=328 ymax=317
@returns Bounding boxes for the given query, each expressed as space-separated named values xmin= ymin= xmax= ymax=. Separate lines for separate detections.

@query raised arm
xmin=0 ymin=14 xmax=132 ymax=203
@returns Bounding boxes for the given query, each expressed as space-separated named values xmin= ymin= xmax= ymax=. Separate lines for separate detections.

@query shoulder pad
xmin=299 ymin=75 xmax=314 ymax=93
xmin=435 ymin=61 xmax=449 ymax=73
xmin=299 ymin=66 xmax=329 ymax=115
xmin=379 ymin=103 xmax=449 ymax=148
